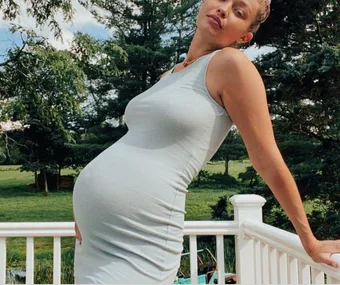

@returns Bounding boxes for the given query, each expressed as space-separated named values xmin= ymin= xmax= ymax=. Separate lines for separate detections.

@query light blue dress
xmin=73 ymin=49 xmax=233 ymax=283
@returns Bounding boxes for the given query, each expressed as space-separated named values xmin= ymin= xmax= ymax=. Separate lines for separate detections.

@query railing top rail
xmin=183 ymin=220 xmax=238 ymax=235
xmin=0 ymin=221 xmax=239 ymax=237
xmin=0 ymin=222 xmax=75 ymax=237
xmin=243 ymin=219 xmax=340 ymax=278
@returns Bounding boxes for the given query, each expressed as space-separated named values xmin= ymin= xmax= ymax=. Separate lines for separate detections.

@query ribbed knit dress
xmin=73 ymin=49 xmax=234 ymax=284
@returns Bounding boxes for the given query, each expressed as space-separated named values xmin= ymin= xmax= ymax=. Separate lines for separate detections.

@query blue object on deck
xmin=174 ymin=274 xmax=207 ymax=284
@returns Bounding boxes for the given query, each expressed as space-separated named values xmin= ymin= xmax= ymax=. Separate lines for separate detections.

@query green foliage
xmin=33 ymin=248 xmax=74 ymax=284
xmin=71 ymin=33 xmax=128 ymax=126
xmin=212 ymin=130 xmax=247 ymax=176
xmin=209 ymin=173 xmax=239 ymax=187
xmin=254 ymin=0 xmax=339 ymax=50
xmin=65 ymin=143 xmax=110 ymax=168
xmin=238 ymin=166 xmax=260 ymax=187
xmin=0 ymin=133 xmax=23 ymax=165
xmin=0 ymin=39 xmax=88 ymax=191
xmin=210 ymin=195 xmax=234 ymax=221
xmin=249 ymin=0 xmax=340 ymax=238
xmin=308 ymin=207 xmax=340 ymax=240
xmin=192 ymin=170 xmax=240 ymax=189
xmin=78 ymin=0 xmax=200 ymax=124
xmin=0 ymin=1 xmax=74 ymax=39
xmin=193 ymin=170 xmax=212 ymax=188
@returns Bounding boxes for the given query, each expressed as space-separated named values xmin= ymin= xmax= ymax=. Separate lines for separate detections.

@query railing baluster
xmin=278 ymin=251 xmax=288 ymax=284
xmin=53 ymin=236 xmax=61 ymax=285
xmin=26 ymin=237 xmax=34 ymax=284
xmin=254 ymin=239 xmax=262 ymax=284
xmin=288 ymin=256 xmax=298 ymax=284
xmin=269 ymin=246 xmax=278 ymax=284
xmin=261 ymin=243 xmax=269 ymax=284
xmin=0 ymin=237 xmax=6 ymax=284
xmin=189 ymin=235 xmax=198 ymax=284
xmin=300 ymin=262 xmax=311 ymax=284
xmin=311 ymin=268 xmax=324 ymax=284
xmin=216 ymin=235 xmax=225 ymax=285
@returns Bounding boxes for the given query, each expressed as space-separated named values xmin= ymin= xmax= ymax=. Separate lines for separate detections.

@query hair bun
xmin=262 ymin=0 xmax=271 ymax=23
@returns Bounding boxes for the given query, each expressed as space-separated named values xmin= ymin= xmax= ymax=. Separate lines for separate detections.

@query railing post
xmin=230 ymin=194 xmax=266 ymax=284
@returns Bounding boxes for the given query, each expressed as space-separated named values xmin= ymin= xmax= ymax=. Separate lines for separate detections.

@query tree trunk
xmin=35 ymin=171 xmax=39 ymax=191
xmin=224 ymin=155 xmax=229 ymax=176
xmin=57 ymin=166 xmax=61 ymax=191
xmin=43 ymin=170 xmax=48 ymax=196
xmin=196 ymin=171 xmax=201 ymax=187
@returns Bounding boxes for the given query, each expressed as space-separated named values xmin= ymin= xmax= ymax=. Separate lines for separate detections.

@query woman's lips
xmin=207 ymin=15 xmax=222 ymax=29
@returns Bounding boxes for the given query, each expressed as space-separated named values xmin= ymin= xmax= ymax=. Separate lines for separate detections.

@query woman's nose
xmin=217 ymin=2 xmax=232 ymax=18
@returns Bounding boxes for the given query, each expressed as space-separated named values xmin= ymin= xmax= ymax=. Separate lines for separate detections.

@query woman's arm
xmin=214 ymin=47 xmax=340 ymax=267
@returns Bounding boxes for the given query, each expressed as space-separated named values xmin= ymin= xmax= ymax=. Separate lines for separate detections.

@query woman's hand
xmin=308 ymin=239 xmax=340 ymax=268
xmin=75 ymin=221 xmax=82 ymax=245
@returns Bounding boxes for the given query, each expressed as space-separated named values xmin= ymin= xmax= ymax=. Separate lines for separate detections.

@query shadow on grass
xmin=0 ymin=184 xmax=73 ymax=198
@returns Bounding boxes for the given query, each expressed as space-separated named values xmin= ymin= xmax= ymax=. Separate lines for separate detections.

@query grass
xmin=185 ymin=188 xmax=238 ymax=220
xmin=0 ymin=161 xmax=248 ymax=223
xmin=202 ymin=160 xmax=251 ymax=179
xmin=0 ymin=165 xmax=80 ymax=277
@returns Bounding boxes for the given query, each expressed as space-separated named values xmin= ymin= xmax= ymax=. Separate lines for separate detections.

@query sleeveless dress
xmin=73 ymin=49 xmax=234 ymax=284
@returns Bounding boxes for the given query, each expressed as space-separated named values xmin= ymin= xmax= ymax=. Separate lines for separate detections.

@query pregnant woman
xmin=73 ymin=0 xmax=340 ymax=283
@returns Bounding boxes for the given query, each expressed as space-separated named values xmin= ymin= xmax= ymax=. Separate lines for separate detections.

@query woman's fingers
xmin=326 ymin=258 xmax=338 ymax=268
xmin=75 ymin=221 xmax=82 ymax=244
xmin=320 ymin=253 xmax=338 ymax=268
xmin=309 ymin=240 xmax=340 ymax=268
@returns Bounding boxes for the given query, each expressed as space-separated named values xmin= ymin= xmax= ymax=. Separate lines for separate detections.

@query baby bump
xmin=73 ymin=162 xmax=186 ymax=257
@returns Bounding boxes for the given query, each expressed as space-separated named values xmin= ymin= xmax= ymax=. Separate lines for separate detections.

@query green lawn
xmin=0 ymin=166 xmax=79 ymax=270
xmin=203 ymin=159 xmax=251 ymax=179
xmin=0 ymin=161 xmax=249 ymax=223
xmin=185 ymin=188 xmax=238 ymax=220
xmin=0 ymin=166 xmax=76 ymax=223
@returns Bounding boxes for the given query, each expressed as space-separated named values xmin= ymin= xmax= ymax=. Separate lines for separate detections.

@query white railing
xmin=0 ymin=194 xmax=339 ymax=284
xmin=242 ymin=220 xmax=340 ymax=284
xmin=0 ymin=222 xmax=74 ymax=284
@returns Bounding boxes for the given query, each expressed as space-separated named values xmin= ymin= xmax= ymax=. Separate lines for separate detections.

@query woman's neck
xmin=185 ymin=31 xmax=217 ymax=61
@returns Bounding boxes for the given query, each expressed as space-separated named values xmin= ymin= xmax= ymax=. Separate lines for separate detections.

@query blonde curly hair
xmin=249 ymin=0 xmax=271 ymax=33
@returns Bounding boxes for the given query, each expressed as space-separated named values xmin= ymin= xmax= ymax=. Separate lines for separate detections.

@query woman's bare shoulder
xmin=212 ymin=47 xmax=263 ymax=90
xmin=217 ymin=47 xmax=252 ymax=63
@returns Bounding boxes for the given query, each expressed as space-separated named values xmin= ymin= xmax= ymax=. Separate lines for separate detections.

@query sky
xmin=0 ymin=0 xmax=273 ymax=63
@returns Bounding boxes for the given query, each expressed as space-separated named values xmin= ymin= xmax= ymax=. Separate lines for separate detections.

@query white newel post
xmin=230 ymin=194 xmax=266 ymax=284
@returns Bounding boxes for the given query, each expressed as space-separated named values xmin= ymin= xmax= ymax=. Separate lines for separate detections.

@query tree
xmin=253 ymin=0 xmax=339 ymax=51
xmin=71 ymin=32 xmax=128 ymax=127
xmin=239 ymin=0 xmax=340 ymax=238
xmin=0 ymin=0 xmax=74 ymax=39
xmin=79 ymin=0 xmax=200 ymax=124
xmin=212 ymin=130 xmax=247 ymax=176
xmin=0 ymin=39 xmax=87 ymax=194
